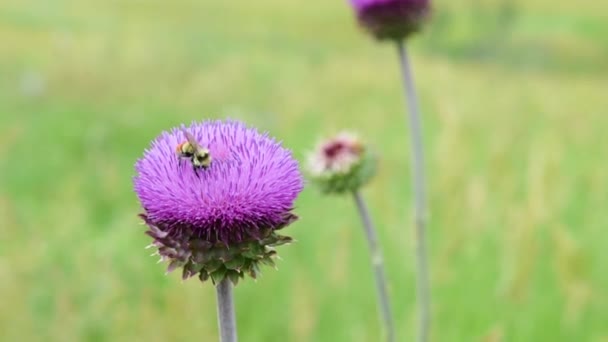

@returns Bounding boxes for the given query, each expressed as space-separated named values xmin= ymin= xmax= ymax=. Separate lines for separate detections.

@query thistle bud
xmin=349 ymin=0 xmax=431 ymax=41
xmin=307 ymin=132 xmax=376 ymax=194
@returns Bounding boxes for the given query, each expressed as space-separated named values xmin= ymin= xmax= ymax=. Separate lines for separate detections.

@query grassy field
xmin=1 ymin=0 xmax=607 ymax=341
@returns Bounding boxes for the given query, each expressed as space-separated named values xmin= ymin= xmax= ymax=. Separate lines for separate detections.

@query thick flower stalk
xmin=348 ymin=1 xmax=432 ymax=341
xmin=308 ymin=132 xmax=394 ymax=342
xmin=134 ymin=120 xmax=304 ymax=284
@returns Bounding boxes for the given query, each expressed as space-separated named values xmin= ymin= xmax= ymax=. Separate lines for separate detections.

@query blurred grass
xmin=1 ymin=0 xmax=607 ymax=341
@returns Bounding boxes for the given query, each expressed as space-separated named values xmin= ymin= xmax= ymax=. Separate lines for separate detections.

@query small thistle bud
xmin=307 ymin=132 xmax=376 ymax=194
xmin=349 ymin=0 xmax=431 ymax=41
xmin=134 ymin=120 xmax=303 ymax=285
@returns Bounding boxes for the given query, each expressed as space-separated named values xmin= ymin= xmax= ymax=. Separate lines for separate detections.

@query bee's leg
xmin=193 ymin=166 xmax=200 ymax=179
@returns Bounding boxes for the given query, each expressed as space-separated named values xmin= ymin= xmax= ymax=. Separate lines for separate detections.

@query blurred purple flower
xmin=134 ymin=120 xmax=303 ymax=283
xmin=349 ymin=0 xmax=430 ymax=40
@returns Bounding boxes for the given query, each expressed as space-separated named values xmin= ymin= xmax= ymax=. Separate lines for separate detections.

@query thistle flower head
xmin=307 ymin=132 xmax=376 ymax=194
xmin=134 ymin=120 xmax=303 ymax=284
xmin=349 ymin=0 xmax=431 ymax=41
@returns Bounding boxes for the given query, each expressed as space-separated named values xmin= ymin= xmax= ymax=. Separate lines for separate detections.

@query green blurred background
xmin=1 ymin=0 xmax=607 ymax=341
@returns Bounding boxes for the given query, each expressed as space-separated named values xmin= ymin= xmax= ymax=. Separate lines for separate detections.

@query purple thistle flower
xmin=134 ymin=120 xmax=303 ymax=284
xmin=349 ymin=0 xmax=430 ymax=41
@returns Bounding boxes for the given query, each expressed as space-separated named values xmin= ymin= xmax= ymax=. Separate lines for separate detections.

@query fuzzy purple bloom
xmin=134 ymin=120 xmax=303 ymax=283
xmin=135 ymin=120 xmax=303 ymax=245
xmin=349 ymin=0 xmax=430 ymax=40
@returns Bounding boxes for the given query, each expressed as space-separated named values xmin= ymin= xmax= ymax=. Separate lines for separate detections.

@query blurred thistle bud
xmin=307 ymin=132 xmax=377 ymax=194
xmin=134 ymin=120 xmax=303 ymax=285
xmin=349 ymin=0 xmax=431 ymax=41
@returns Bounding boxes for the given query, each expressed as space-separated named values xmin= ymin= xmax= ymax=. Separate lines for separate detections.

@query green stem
xmin=396 ymin=40 xmax=431 ymax=342
xmin=353 ymin=190 xmax=395 ymax=342
xmin=216 ymin=278 xmax=238 ymax=342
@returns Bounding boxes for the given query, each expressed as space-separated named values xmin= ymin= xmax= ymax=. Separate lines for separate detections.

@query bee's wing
xmin=183 ymin=130 xmax=202 ymax=149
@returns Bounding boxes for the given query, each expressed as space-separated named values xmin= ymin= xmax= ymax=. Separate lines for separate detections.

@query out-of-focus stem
xmin=352 ymin=190 xmax=395 ymax=342
xmin=396 ymin=40 xmax=431 ymax=342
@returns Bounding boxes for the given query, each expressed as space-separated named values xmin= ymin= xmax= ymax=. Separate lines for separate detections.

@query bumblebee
xmin=176 ymin=131 xmax=212 ymax=170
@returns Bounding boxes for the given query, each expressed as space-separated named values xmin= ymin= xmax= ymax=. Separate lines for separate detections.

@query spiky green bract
xmin=307 ymin=132 xmax=377 ymax=195
xmin=312 ymin=150 xmax=376 ymax=194
xmin=142 ymin=213 xmax=297 ymax=285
